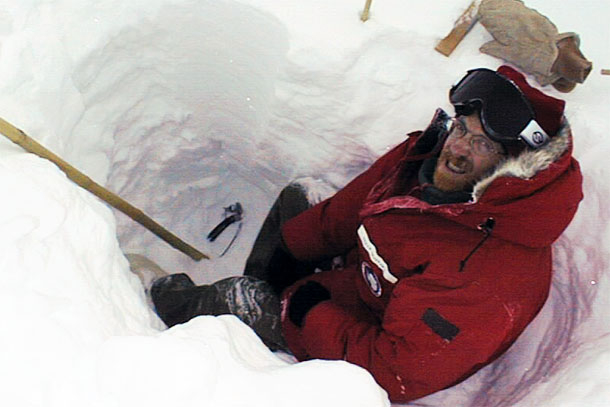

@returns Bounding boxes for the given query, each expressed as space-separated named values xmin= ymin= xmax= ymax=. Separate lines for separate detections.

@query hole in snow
xmin=37 ymin=1 xmax=601 ymax=406
xmin=72 ymin=1 xmax=290 ymax=282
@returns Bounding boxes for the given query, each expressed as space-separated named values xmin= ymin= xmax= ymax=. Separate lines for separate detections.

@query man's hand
xmin=288 ymin=281 xmax=331 ymax=327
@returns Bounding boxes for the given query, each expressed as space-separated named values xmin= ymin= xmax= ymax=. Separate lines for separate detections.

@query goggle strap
xmin=520 ymin=120 xmax=550 ymax=149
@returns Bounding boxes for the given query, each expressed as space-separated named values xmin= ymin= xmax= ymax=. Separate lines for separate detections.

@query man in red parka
xmin=147 ymin=65 xmax=583 ymax=403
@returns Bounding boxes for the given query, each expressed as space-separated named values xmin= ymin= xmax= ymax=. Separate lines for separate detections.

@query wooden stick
xmin=602 ymin=69 xmax=610 ymax=76
xmin=435 ymin=0 xmax=480 ymax=57
xmin=361 ymin=0 xmax=373 ymax=22
xmin=0 ymin=117 xmax=209 ymax=261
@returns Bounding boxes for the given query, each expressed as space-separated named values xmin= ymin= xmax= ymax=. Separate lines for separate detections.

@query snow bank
xmin=0 ymin=0 xmax=609 ymax=406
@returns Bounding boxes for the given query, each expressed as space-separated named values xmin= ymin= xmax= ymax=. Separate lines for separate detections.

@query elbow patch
xmin=422 ymin=308 xmax=460 ymax=341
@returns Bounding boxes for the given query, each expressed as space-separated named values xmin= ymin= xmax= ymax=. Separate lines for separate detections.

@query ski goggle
xmin=449 ymin=68 xmax=549 ymax=149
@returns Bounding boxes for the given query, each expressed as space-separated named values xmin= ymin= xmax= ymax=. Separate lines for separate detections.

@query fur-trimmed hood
xmin=361 ymin=118 xmax=583 ymax=249
xmin=460 ymin=118 xmax=584 ymax=248
xmin=472 ymin=118 xmax=572 ymax=202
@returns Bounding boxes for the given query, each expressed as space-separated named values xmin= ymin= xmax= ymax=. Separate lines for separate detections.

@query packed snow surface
xmin=0 ymin=0 xmax=608 ymax=406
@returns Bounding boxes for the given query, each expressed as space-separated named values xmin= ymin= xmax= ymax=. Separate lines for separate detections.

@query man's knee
xmin=277 ymin=183 xmax=311 ymax=221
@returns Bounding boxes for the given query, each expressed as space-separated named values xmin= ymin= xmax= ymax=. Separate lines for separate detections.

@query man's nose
xmin=449 ymin=136 xmax=472 ymax=157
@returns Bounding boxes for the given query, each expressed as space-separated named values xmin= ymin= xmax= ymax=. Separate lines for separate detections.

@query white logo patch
xmin=357 ymin=225 xmax=398 ymax=284
xmin=361 ymin=262 xmax=382 ymax=297
xmin=521 ymin=120 xmax=550 ymax=148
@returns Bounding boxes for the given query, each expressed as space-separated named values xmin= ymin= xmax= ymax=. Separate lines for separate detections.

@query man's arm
xmin=292 ymin=273 xmax=516 ymax=403
xmin=281 ymin=138 xmax=415 ymax=261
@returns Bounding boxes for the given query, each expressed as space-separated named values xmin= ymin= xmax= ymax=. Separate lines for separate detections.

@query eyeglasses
xmin=447 ymin=117 xmax=506 ymax=157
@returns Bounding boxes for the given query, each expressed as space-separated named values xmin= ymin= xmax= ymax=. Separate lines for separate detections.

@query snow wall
xmin=1 ymin=0 xmax=609 ymax=406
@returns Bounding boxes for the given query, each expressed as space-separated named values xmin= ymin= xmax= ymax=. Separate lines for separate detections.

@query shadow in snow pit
xmin=70 ymin=0 xmax=290 ymax=281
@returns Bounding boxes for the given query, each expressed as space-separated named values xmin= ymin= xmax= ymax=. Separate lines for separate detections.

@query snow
xmin=0 ymin=0 xmax=608 ymax=406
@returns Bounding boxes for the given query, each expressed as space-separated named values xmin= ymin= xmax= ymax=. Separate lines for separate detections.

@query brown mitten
xmin=551 ymin=35 xmax=592 ymax=92
xmin=478 ymin=0 xmax=591 ymax=92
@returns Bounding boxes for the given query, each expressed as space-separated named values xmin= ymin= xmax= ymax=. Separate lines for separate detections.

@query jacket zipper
xmin=459 ymin=217 xmax=495 ymax=272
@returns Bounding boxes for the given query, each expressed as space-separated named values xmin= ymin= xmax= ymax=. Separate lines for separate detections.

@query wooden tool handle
xmin=435 ymin=1 xmax=480 ymax=57
xmin=361 ymin=0 xmax=373 ymax=22
xmin=0 ymin=117 xmax=209 ymax=261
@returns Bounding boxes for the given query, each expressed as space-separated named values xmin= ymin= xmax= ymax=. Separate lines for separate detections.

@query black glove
xmin=288 ymin=281 xmax=331 ymax=327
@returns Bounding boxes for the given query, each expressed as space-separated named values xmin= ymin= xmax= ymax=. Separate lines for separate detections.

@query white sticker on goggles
xmin=520 ymin=120 xmax=550 ymax=149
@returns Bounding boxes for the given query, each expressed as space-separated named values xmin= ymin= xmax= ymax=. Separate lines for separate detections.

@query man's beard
xmin=433 ymin=150 xmax=474 ymax=192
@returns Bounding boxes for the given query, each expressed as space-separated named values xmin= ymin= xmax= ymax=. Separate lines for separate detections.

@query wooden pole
xmin=0 ymin=117 xmax=209 ymax=261
xmin=602 ymin=69 xmax=610 ymax=76
xmin=435 ymin=0 xmax=480 ymax=57
xmin=361 ymin=0 xmax=373 ymax=22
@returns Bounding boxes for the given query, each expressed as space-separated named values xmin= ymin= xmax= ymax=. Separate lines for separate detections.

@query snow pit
xmin=74 ymin=1 xmax=294 ymax=281
xmin=0 ymin=0 xmax=609 ymax=406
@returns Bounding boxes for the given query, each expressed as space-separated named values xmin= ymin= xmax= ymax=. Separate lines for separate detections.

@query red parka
xmin=280 ymin=121 xmax=583 ymax=402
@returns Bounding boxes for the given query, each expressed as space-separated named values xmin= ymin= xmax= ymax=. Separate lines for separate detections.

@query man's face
xmin=433 ymin=113 xmax=505 ymax=192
